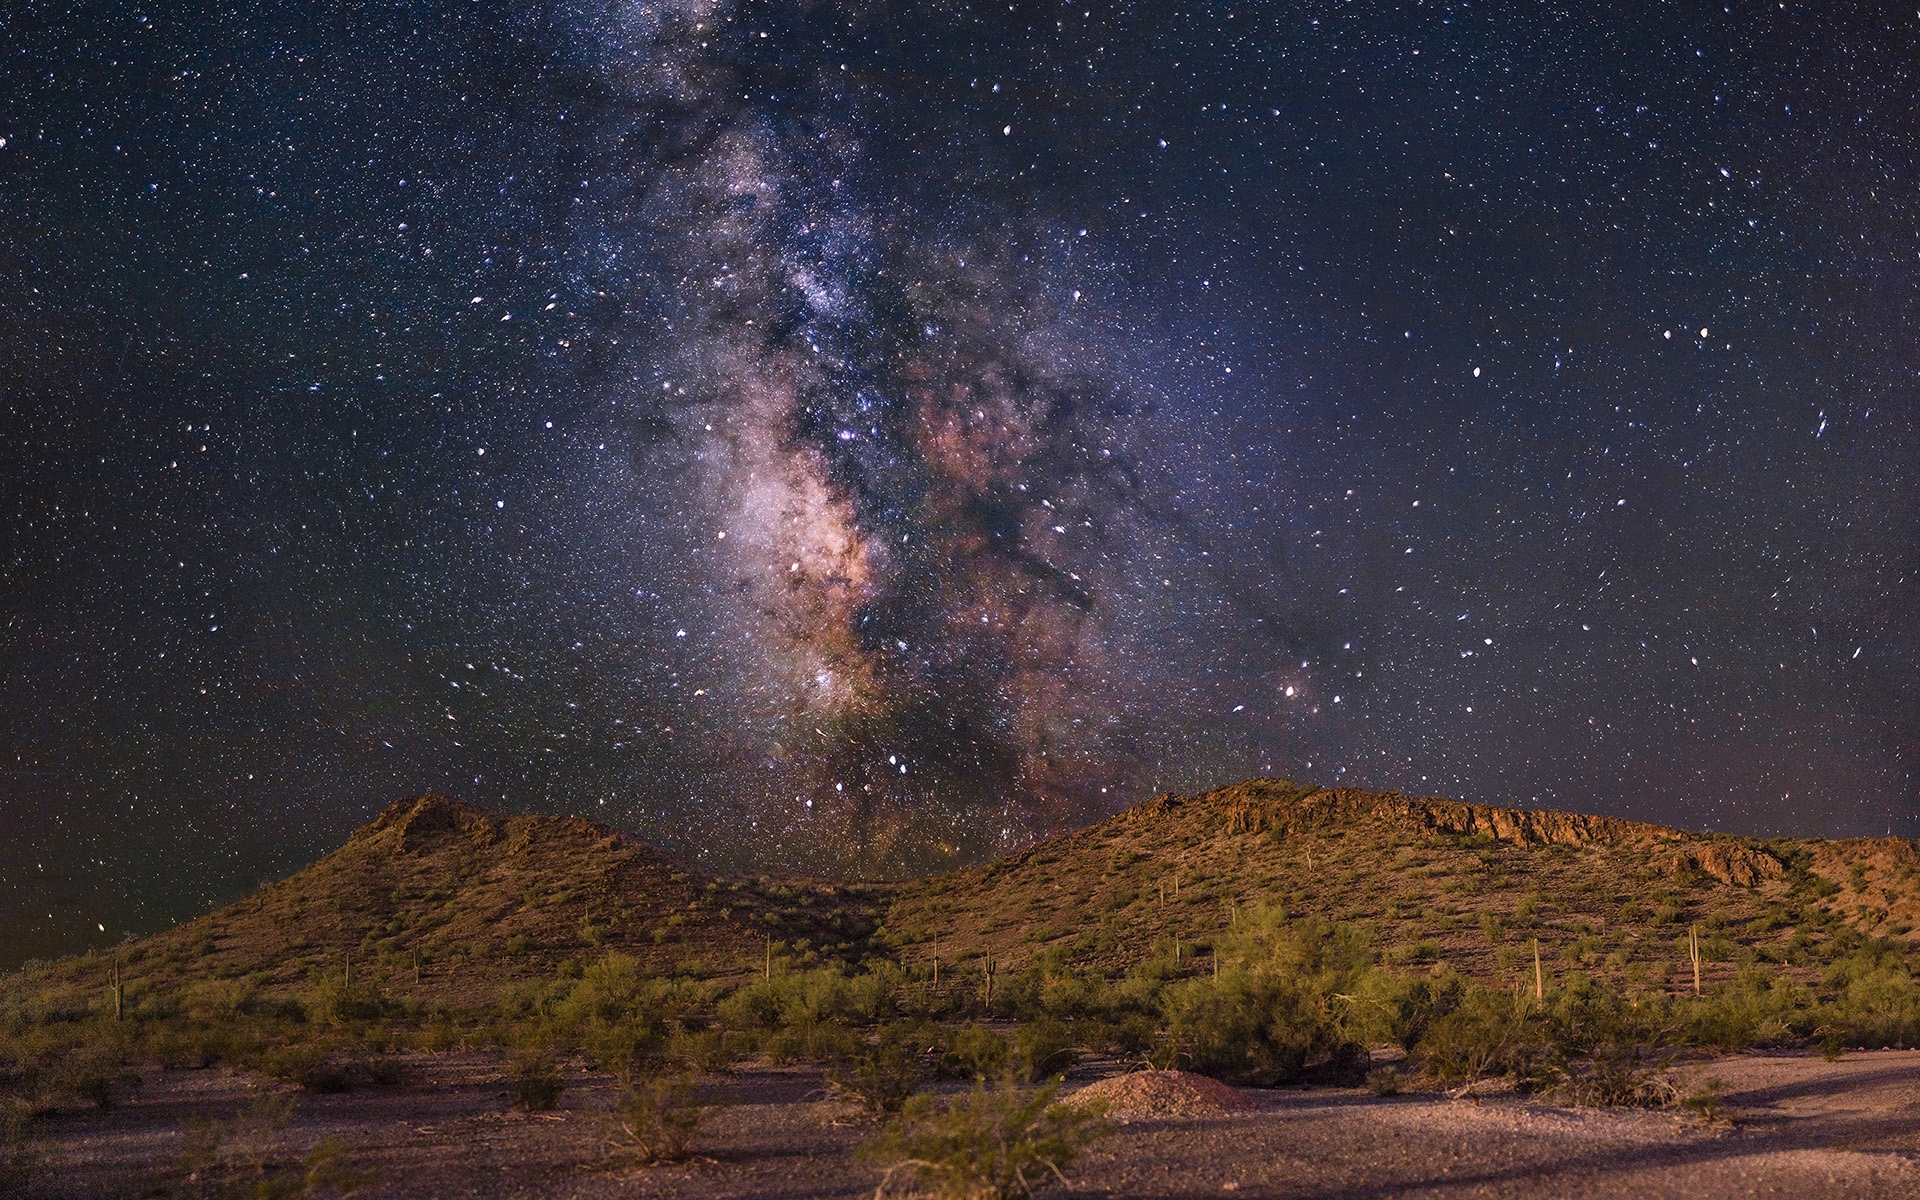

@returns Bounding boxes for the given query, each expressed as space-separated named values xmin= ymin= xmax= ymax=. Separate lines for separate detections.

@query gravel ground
xmin=21 ymin=1050 xmax=1920 ymax=1199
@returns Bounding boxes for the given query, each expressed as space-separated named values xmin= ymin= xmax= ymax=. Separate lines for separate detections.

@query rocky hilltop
xmin=74 ymin=795 xmax=885 ymax=1005
xmin=10 ymin=780 xmax=1917 ymax=1005
xmin=883 ymin=778 xmax=1913 ymax=987
xmin=1198 ymin=779 xmax=1790 ymax=887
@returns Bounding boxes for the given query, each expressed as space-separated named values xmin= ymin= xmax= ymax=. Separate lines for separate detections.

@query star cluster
xmin=2 ymin=0 xmax=1916 ymax=965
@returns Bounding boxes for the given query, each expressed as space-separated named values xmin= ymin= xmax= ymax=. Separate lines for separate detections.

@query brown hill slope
xmin=11 ymin=781 xmax=1919 ymax=1010
xmin=24 ymin=795 xmax=889 ymax=1012
xmin=881 ymin=778 xmax=1920 ymax=992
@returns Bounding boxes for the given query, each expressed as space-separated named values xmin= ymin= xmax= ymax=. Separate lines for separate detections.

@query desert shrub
xmin=416 ymin=1013 xmax=467 ymax=1053
xmin=581 ymin=1019 xmax=661 ymax=1085
xmin=505 ymin=1043 xmax=564 ymax=1111
xmin=0 ymin=1098 xmax=36 ymax=1192
xmin=301 ymin=969 xmax=385 ymax=1027
xmin=1366 ymin=1065 xmax=1405 ymax=1097
xmin=1415 ymin=989 xmax=1550 ymax=1090
xmin=717 ymin=964 xmax=903 ymax=1034
xmin=1677 ymin=970 xmax=1810 ymax=1050
xmin=1679 ymin=1076 xmax=1727 ymax=1124
xmin=496 ymin=977 xmax=570 ymax=1023
xmin=1556 ymin=1041 xmax=1678 ymax=1108
xmin=178 ymin=1092 xmax=377 ymax=1198
xmin=54 ymin=1039 xmax=141 ymax=1110
xmin=1819 ymin=949 xmax=1920 ymax=1047
xmin=147 ymin=1025 xmax=220 ymax=1071
xmin=942 ymin=1022 xmax=1008 ymax=1081
xmin=715 ymin=974 xmax=788 ymax=1032
xmin=1009 ymin=1018 xmax=1077 ymax=1083
xmin=363 ymin=1052 xmax=410 ymax=1088
xmin=1164 ymin=970 xmax=1365 ymax=1084
xmin=860 ymin=1079 xmax=1108 ymax=1200
xmin=557 ymin=952 xmax=652 ymax=1029
xmin=833 ymin=962 xmax=908 ymax=1023
xmin=1354 ymin=970 xmax=1466 ymax=1052
xmin=1211 ymin=909 xmax=1374 ymax=984
xmin=826 ymin=1026 xmax=924 ymax=1116
xmin=1390 ymin=940 xmax=1443 ymax=966
xmin=182 ymin=978 xmax=257 ymax=1023
xmin=610 ymin=1071 xmax=703 ymax=1163
xmin=259 ymin=1043 xmax=354 ymax=1094
xmin=1075 ymin=1013 xmax=1158 ymax=1060
xmin=666 ymin=1027 xmax=737 ymax=1074
xmin=778 ymin=1021 xmax=863 ymax=1065
xmin=1162 ymin=913 xmax=1373 ymax=1085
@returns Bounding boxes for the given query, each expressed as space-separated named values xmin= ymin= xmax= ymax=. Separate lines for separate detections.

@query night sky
xmin=4 ymin=0 xmax=1917 ymax=967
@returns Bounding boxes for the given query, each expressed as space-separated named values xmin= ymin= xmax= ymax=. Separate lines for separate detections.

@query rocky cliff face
xmin=1176 ymin=778 xmax=1788 ymax=889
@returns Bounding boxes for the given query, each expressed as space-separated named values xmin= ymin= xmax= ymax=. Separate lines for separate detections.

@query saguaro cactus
xmin=1689 ymin=924 xmax=1702 ymax=996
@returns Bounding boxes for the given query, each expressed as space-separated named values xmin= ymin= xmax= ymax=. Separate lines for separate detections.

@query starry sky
xmin=4 ymin=0 xmax=1917 ymax=966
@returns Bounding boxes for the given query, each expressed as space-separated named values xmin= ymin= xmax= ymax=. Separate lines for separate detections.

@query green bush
xmin=1009 ymin=1018 xmax=1077 ymax=1083
xmin=1677 ymin=970 xmax=1809 ymax=1050
xmin=260 ymin=1043 xmax=354 ymax=1094
xmin=182 ymin=978 xmax=257 ymax=1023
xmin=667 ymin=1027 xmax=737 ymax=1074
xmin=610 ymin=1072 xmax=703 ymax=1163
xmin=1366 ymin=1065 xmax=1405 ymax=1097
xmin=860 ymin=1080 xmax=1108 ymax=1200
xmin=558 ymin=952 xmax=651 ymax=1029
xmin=302 ymin=969 xmax=387 ymax=1027
xmin=177 ymin=1093 xmax=377 ymax=1197
xmin=716 ymin=964 xmax=905 ymax=1033
xmin=826 ymin=1026 xmax=924 ymax=1115
xmin=1414 ymin=989 xmax=1549 ymax=1090
xmin=506 ymin=1043 xmax=563 ymax=1111
xmin=1820 ymin=949 xmax=1920 ymax=1047
xmin=581 ymin=1020 xmax=661 ymax=1086
xmin=1164 ymin=970 xmax=1365 ymax=1084
xmin=1556 ymin=1041 xmax=1676 ymax=1108
xmin=55 ymin=1040 xmax=141 ymax=1110
xmin=1356 ymin=971 xmax=1465 ymax=1052
xmin=942 ymin=1022 xmax=1008 ymax=1081
xmin=1162 ymin=912 xmax=1373 ymax=1084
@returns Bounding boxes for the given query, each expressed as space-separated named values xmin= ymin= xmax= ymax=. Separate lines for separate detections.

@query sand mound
xmin=1065 ymin=1070 xmax=1258 ymax=1119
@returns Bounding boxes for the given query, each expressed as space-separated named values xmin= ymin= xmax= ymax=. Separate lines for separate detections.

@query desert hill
xmin=30 ymin=795 xmax=889 ymax=1012
xmin=12 ymin=781 xmax=1920 ymax=1200
xmin=10 ymin=780 xmax=1919 ymax=1008
xmin=881 ymin=778 xmax=1920 ymax=991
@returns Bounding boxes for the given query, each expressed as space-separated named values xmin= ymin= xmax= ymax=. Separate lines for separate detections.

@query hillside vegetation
xmin=7 ymin=778 xmax=1920 ymax=1176
xmin=886 ymin=778 xmax=1920 ymax=990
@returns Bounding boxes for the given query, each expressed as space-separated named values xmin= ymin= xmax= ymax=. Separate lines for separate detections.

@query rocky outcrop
xmin=354 ymin=793 xmax=506 ymax=854
xmin=1177 ymin=777 xmax=1789 ymax=889
xmin=1667 ymin=841 xmax=1787 ymax=887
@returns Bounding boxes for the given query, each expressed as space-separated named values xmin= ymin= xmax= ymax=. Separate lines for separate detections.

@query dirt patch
xmin=1066 ymin=1069 xmax=1258 ymax=1120
xmin=18 ymin=1050 xmax=1920 ymax=1199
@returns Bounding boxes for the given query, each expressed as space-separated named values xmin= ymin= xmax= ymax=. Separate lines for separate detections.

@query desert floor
xmin=23 ymin=1049 xmax=1920 ymax=1199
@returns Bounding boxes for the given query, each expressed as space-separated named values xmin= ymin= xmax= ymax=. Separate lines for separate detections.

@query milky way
xmin=3 ymin=0 xmax=1918 ymax=963
xmin=549 ymin=0 xmax=1201 ymax=867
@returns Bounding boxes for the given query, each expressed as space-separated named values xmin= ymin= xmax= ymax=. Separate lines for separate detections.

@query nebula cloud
xmin=557 ymin=0 xmax=1169 ymax=869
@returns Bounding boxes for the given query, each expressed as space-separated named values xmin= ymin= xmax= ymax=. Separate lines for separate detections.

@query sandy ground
xmin=20 ymin=1049 xmax=1920 ymax=1199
